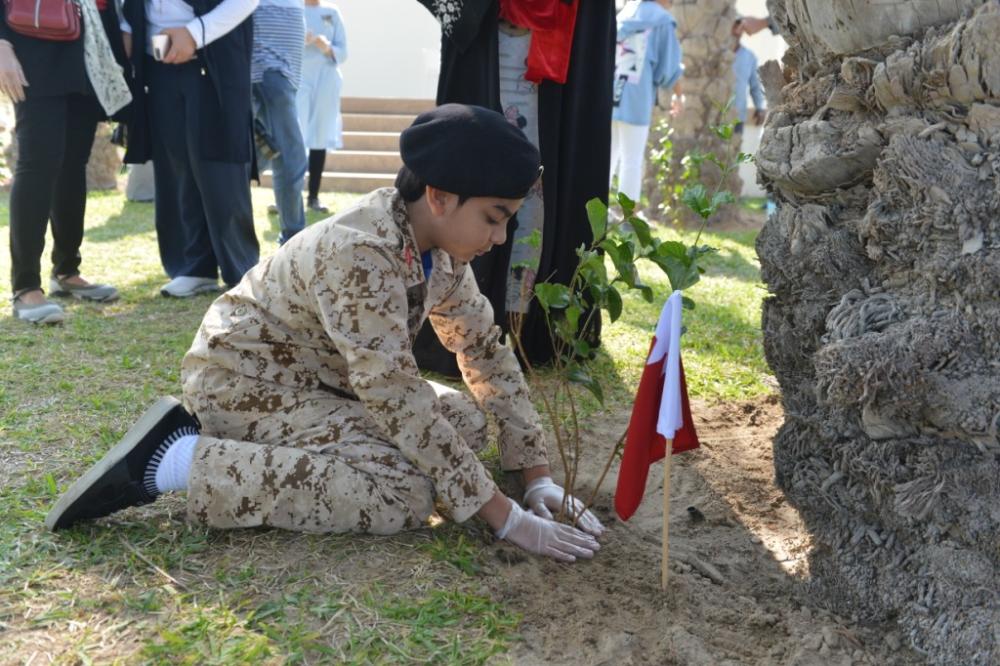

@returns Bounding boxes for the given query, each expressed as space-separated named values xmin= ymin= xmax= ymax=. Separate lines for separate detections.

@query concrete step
xmin=341 ymin=131 xmax=400 ymax=152
xmin=325 ymin=150 xmax=403 ymax=174
xmin=260 ymin=170 xmax=396 ymax=193
xmin=342 ymin=112 xmax=414 ymax=133
xmin=341 ymin=97 xmax=434 ymax=115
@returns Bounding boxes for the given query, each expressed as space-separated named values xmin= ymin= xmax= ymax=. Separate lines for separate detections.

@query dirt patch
xmin=490 ymin=395 xmax=921 ymax=665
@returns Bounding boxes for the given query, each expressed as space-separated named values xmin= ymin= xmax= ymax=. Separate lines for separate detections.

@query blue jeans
xmin=253 ymin=70 xmax=307 ymax=244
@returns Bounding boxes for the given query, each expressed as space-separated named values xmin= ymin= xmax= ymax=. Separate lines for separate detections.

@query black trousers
xmin=8 ymin=93 xmax=102 ymax=295
xmin=147 ymin=59 xmax=259 ymax=286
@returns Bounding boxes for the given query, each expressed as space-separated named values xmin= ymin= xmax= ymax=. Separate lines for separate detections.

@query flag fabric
xmin=615 ymin=291 xmax=700 ymax=521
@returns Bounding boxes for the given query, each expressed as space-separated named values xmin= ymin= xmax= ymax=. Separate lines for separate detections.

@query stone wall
xmin=757 ymin=1 xmax=1000 ymax=662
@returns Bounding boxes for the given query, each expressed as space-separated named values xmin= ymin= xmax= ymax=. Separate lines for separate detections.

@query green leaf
xmin=565 ymin=303 xmax=582 ymax=332
xmin=572 ymin=339 xmax=593 ymax=359
xmin=682 ymin=296 xmax=696 ymax=310
xmin=658 ymin=241 xmax=687 ymax=260
xmin=586 ymin=198 xmax=608 ymax=241
xmin=629 ymin=216 xmax=653 ymax=248
xmin=568 ymin=365 xmax=604 ymax=404
xmin=661 ymin=256 xmax=701 ymax=292
xmin=517 ymin=228 xmax=542 ymax=248
xmin=681 ymin=184 xmax=711 ymax=219
xmin=533 ymin=283 xmax=571 ymax=312
xmin=616 ymin=191 xmax=636 ymax=218
xmin=579 ymin=251 xmax=608 ymax=285
xmin=605 ymin=285 xmax=623 ymax=321
xmin=605 ymin=242 xmax=633 ymax=287
xmin=711 ymin=191 xmax=736 ymax=210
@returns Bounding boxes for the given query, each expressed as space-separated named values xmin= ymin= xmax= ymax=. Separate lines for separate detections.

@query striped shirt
xmin=251 ymin=0 xmax=305 ymax=86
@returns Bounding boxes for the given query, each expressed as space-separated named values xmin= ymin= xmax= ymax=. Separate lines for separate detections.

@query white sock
xmin=143 ymin=433 xmax=199 ymax=495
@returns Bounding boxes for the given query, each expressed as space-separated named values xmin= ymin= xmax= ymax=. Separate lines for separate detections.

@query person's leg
xmin=617 ymin=121 xmax=651 ymax=204
xmin=308 ymin=149 xmax=326 ymax=203
xmin=183 ymin=368 xmax=435 ymax=534
xmin=48 ymin=94 xmax=100 ymax=281
xmin=609 ymin=120 xmax=623 ymax=190
xmin=257 ymin=69 xmax=306 ymax=243
xmin=148 ymin=60 xmax=218 ymax=281
xmin=9 ymin=96 xmax=67 ymax=297
xmin=181 ymin=64 xmax=259 ymax=286
xmin=188 ymin=158 xmax=259 ymax=287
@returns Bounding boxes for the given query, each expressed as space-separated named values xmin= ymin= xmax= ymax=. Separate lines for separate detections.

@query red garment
xmin=96 ymin=0 xmax=107 ymax=11
xmin=499 ymin=0 xmax=578 ymax=84
xmin=614 ymin=350 xmax=700 ymax=522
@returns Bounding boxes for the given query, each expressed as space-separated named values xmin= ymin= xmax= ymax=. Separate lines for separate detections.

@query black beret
xmin=400 ymin=103 xmax=542 ymax=199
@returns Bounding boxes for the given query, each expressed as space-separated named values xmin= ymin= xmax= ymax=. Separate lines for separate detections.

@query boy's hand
xmin=161 ymin=27 xmax=197 ymax=64
xmin=524 ymin=476 xmax=605 ymax=537
xmin=497 ymin=500 xmax=600 ymax=562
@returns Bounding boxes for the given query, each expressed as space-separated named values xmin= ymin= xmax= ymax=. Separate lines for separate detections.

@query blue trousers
xmin=253 ymin=69 xmax=307 ymax=244
xmin=147 ymin=59 xmax=260 ymax=286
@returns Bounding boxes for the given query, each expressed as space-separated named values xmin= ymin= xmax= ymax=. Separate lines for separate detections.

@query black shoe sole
xmin=45 ymin=396 xmax=182 ymax=531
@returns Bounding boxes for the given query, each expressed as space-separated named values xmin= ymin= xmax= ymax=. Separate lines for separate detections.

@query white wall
xmin=336 ymin=1 xmax=441 ymax=100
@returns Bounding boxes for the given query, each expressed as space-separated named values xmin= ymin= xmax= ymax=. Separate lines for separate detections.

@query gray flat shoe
xmin=49 ymin=277 xmax=119 ymax=303
xmin=12 ymin=297 xmax=65 ymax=324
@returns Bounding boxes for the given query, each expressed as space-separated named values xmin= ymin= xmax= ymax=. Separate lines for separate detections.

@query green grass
xmin=0 ymin=187 xmax=771 ymax=662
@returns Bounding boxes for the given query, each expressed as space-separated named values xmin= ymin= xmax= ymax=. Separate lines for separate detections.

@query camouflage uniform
xmin=180 ymin=188 xmax=549 ymax=534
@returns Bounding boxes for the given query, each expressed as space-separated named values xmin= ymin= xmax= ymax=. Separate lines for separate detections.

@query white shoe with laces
xmin=160 ymin=276 xmax=220 ymax=298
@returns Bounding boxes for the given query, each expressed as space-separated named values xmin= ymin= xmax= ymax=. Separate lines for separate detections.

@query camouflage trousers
xmin=181 ymin=366 xmax=489 ymax=535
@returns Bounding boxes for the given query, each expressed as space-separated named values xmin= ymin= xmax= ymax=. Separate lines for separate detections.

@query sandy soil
xmin=485 ymin=396 xmax=923 ymax=665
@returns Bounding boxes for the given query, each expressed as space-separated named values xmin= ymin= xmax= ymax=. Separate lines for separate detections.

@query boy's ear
xmin=425 ymin=186 xmax=455 ymax=216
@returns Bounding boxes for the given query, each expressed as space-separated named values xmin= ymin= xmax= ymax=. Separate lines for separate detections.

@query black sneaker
xmin=45 ymin=397 xmax=200 ymax=531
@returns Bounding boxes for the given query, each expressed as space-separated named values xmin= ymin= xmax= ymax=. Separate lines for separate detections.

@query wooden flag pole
xmin=661 ymin=437 xmax=674 ymax=590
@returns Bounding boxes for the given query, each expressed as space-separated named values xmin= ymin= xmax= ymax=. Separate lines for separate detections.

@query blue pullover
xmin=611 ymin=1 xmax=683 ymax=127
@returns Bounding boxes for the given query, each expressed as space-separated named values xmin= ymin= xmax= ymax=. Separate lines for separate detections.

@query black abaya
xmin=413 ymin=0 xmax=616 ymax=374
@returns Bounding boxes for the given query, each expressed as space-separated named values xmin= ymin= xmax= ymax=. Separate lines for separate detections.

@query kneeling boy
xmin=46 ymin=105 xmax=603 ymax=563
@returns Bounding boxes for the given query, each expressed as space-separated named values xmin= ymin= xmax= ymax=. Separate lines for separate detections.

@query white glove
xmin=524 ymin=476 xmax=605 ymax=537
xmin=0 ymin=41 xmax=27 ymax=103
xmin=496 ymin=499 xmax=600 ymax=563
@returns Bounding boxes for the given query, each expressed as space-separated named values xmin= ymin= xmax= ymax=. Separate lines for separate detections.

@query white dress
xmin=297 ymin=3 xmax=347 ymax=151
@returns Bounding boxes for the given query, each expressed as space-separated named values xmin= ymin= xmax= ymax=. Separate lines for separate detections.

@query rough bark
xmin=757 ymin=1 xmax=1000 ymax=663
xmin=644 ymin=0 xmax=742 ymax=223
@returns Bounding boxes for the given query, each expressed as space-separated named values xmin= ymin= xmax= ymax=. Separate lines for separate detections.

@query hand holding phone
xmin=151 ymin=34 xmax=170 ymax=61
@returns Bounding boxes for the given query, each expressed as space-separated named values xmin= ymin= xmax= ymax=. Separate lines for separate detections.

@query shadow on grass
xmin=87 ymin=200 xmax=157 ymax=243
xmin=697 ymin=231 xmax=761 ymax=284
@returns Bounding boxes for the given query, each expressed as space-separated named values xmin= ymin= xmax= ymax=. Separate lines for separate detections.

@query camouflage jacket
xmin=182 ymin=188 xmax=549 ymax=521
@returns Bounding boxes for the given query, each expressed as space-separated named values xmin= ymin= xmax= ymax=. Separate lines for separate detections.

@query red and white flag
xmin=615 ymin=291 xmax=700 ymax=521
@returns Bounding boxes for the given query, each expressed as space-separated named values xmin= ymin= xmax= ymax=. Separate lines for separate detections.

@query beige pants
xmin=182 ymin=367 xmax=487 ymax=535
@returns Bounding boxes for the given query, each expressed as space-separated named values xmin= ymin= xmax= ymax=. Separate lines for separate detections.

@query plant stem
xmin=584 ymin=427 xmax=628 ymax=511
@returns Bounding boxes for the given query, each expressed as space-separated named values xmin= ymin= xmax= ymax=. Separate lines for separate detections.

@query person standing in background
xmin=1 ymin=0 xmax=130 ymax=323
xmin=252 ymin=0 xmax=308 ymax=243
xmin=121 ymin=0 xmax=262 ymax=298
xmin=411 ymin=0 xmax=617 ymax=373
xmin=730 ymin=19 xmax=765 ymax=134
xmin=297 ymin=0 xmax=346 ymax=215
xmin=609 ymin=0 xmax=683 ymax=205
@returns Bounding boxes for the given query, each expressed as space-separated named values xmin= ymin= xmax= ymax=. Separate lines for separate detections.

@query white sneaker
xmin=160 ymin=276 xmax=220 ymax=298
